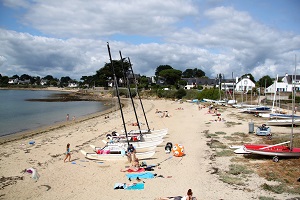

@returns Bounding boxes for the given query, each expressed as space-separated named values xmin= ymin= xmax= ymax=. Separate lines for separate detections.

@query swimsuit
xmin=66 ymin=148 xmax=70 ymax=154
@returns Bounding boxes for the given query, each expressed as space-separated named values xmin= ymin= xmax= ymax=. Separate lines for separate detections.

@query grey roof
xmin=284 ymin=75 xmax=300 ymax=84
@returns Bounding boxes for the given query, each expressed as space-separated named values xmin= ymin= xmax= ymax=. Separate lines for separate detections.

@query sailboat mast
xmin=127 ymin=57 xmax=150 ymax=131
xmin=107 ymin=43 xmax=130 ymax=146
xmin=119 ymin=51 xmax=142 ymax=135
xmin=290 ymin=55 xmax=297 ymax=150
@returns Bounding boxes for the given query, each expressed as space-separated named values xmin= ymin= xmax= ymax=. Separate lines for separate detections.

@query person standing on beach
xmin=64 ymin=143 xmax=71 ymax=162
xmin=127 ymin=144 xmax=136 ymax=163
xmin=66 ymin=114 xmax=69 ymax=121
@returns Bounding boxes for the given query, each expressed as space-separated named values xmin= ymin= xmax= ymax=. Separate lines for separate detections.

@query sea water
xmin=0 ymin=90 xmax=111 ymax=137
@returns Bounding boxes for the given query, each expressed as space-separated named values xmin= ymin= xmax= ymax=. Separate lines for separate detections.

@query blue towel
xmin=125 ymin=183 xmax=144 ymax=190
xmin=126 ymin=172 xmax=154 ymax=179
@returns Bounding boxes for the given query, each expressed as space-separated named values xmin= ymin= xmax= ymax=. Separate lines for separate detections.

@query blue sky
xmin=0 ymin=0 xmax=299 ymax=81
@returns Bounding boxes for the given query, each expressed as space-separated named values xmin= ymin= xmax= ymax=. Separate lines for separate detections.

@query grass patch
xmin=219 ymin=173 xmax=245 ymax=185
xmin=232 ymin=132 xmax=249 ymax=137
xmin=261 ymin=183 xmax=286 ymax=194
xmin=225 ymin=121 xmax=242 ymax=127
xmin=215 ymin=131 xmax=227 ymax=135
xmin=228 ymin=164 xmax=253 ymax=175
xmin=258 ymin=196 xmax=277 ymax=200
xmin=254 ymin=158 xmax=300 ymax=194
xmin=210 ymin=140 xmax=227 ymax=149
xmin=230 ymin=157 xmax=250 ymax=163
xmin=205 ymin=133 xmax=218 ymax=138
xmin=223 ymin=136 xmax=238 ymax=141
xmin=216 ymin=149 xmax=234 ymax=157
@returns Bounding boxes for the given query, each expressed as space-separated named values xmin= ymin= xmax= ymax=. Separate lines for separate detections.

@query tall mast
xmin=119 ymin=51 xmax=142 ymax=135
xmin=107 ymin=43 xmax=129 ymax=145
xmin=127 ymin=57 xmax=150 ymax=131
xmin=290 ymin=55 xmax=297 ymax=150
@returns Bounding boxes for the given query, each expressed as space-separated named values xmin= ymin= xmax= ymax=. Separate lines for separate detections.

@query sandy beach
xmin=0 ymin=98 xmax=299 ymax=200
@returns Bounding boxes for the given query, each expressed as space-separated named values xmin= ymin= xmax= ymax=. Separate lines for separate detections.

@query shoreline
xmin=0 ymin=101 xmax=118 ymax=145
xmin=0 ymin=87 xmax=117 ymax=144
xmin=0 ymin=98 xmax=299 ymax=199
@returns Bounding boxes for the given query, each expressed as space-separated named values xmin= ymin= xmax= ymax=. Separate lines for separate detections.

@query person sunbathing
xmin=158 ymin=188 xmax=197 ymax=200
xmin=120 ymin=158 xmax=141 ymax=172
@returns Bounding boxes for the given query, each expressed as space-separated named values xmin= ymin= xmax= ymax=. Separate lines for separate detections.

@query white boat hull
xmin=81 ymin=150 xmax=155 ymax=161
xmin=90 ymin=144 xmax=156 ymax=153
xmin=103 ymin=139 xmax=163 ymax=147
xmin=267 ymin=119 xmax=300 ymax=126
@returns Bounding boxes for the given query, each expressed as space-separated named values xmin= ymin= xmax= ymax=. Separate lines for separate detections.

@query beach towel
xmin=126 ymin=172 xmax=154 ymax=179
xmin=114 ymin=183 xmax=126 ymax=190
xmin=125 ymin=183 xmax=144 ymax=190
xmin=126 ymin=168 xmax=145 ymax=173
xmin=114 ymin=183 xmax=144 ymax=190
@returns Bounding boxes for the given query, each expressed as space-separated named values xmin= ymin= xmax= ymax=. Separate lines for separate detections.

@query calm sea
xmin=0 ymin=90 xmax=111 ymax=137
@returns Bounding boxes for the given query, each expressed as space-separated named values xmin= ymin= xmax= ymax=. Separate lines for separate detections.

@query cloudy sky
xmin=0 ymin=0 xmax=299 ymax=81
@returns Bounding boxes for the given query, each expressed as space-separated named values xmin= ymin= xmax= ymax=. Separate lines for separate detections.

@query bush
xmin=175 ymin=88 xmax=186 ymax=99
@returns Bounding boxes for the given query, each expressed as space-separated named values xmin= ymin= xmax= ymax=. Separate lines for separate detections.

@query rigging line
xmin=127 ymin=57 xmax=151 ymax=131
xmin=119 ymin=51 xmax=142 ymax=136
xmin=106 ymin=42 xmax=130 ymax=146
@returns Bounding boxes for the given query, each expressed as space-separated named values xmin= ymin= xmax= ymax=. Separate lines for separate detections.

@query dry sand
xmin=0 ymin=98 xmax=299 ymax=200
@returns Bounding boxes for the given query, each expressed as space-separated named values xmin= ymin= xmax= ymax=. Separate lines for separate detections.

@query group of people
xmin=63 ymin=142 xmax=197 ymax=199
xmin=155 ymin=109 xmax=171 ymax=118
xmin=66 ymin=114 xmax=76 ymax=121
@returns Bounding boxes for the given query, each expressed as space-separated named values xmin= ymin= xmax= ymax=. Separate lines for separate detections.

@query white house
xmin=8 ymin=78 xmax=18 ymax=84
xmin=235 ymin=77 xmax=255 ymax=92
xmin=266 ymin=74 xmax=300 ymax=93
xmin=68 ymin=82 xmax=78 ymax=88
xmin=184 ymin=84 xmax=196 ymax=90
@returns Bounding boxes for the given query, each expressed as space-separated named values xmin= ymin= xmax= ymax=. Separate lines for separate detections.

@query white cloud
xmin=1 ymin=2 xmax=300 ymax=81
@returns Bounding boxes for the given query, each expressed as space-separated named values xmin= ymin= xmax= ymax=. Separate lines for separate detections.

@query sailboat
xmin=81 ymin=43 xmax=156 ymax=161
xmin=120 ymin=54 xmax=168 ymax=135
xmin=234 ymin=57 xmax=300 ymax=162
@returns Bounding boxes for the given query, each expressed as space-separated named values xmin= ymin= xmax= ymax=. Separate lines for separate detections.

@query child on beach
xmin=64 ymin=143 xmax=71 ymax=162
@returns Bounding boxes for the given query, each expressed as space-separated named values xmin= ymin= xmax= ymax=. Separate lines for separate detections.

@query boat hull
xmin=256 ymin=126 xmax=271 ymax=136
xmin=267 ymin=119 xmax=300 ymax=126
xmin=90 ymin=144 xmax=157 ymax=153
xmin=242 ymin=143 xmax=300 ymax=157
xmin=81 ymin=150 xmax=155 ymax=161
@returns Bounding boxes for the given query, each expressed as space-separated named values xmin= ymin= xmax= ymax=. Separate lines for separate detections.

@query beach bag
xmin=165 ymin=142 xmax=173 ymax=153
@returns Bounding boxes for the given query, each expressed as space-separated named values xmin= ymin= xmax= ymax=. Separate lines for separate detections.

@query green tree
xmin=155 ymin=65 xmax=173 ymax=77
xmin=0 ymin=75 xmax=9 ymax=86
xmin=43 ymin=75 xmax=54 ymax=80
xmin=197 ymin=87 xmax=222 ymax=100
xmin=12 ymin=74 xmax=19 ymax=79
xmin=95 ymin=60 xmax=129 ymax=87
xmin=159 ymin=69 xmax=182 ymax=85
xmin=138 ymin=75 xmax=149 ymax=90
xmin=182 ymin=68 xmax=205 ymax=78
xmin=241 ymin=73 xmax=256 ymax=83
xmin=257 ymin=75 xmax=273 ymax=88
xmin=178 ymin=79 xmax=187 ymax=87
xmin=175 ymin=88 xmax=187 ymax=99
xmin=60 ymin=76 xmax=71 ymax=87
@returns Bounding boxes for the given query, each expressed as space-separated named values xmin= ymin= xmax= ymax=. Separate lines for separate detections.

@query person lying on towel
xmin=121 ymin=158 xmax=144 ymax=172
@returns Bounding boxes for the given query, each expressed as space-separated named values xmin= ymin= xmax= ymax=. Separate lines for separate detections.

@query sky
xmin=0 ymin=0 xmax=300 ymax=81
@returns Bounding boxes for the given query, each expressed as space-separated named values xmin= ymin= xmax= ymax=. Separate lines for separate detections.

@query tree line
xmin=0 ymin=59 xmax=274 ymax=90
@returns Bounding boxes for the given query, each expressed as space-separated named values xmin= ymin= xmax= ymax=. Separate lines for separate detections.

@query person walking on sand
xmin=64 ymin=143 xmax=71 ymax=162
